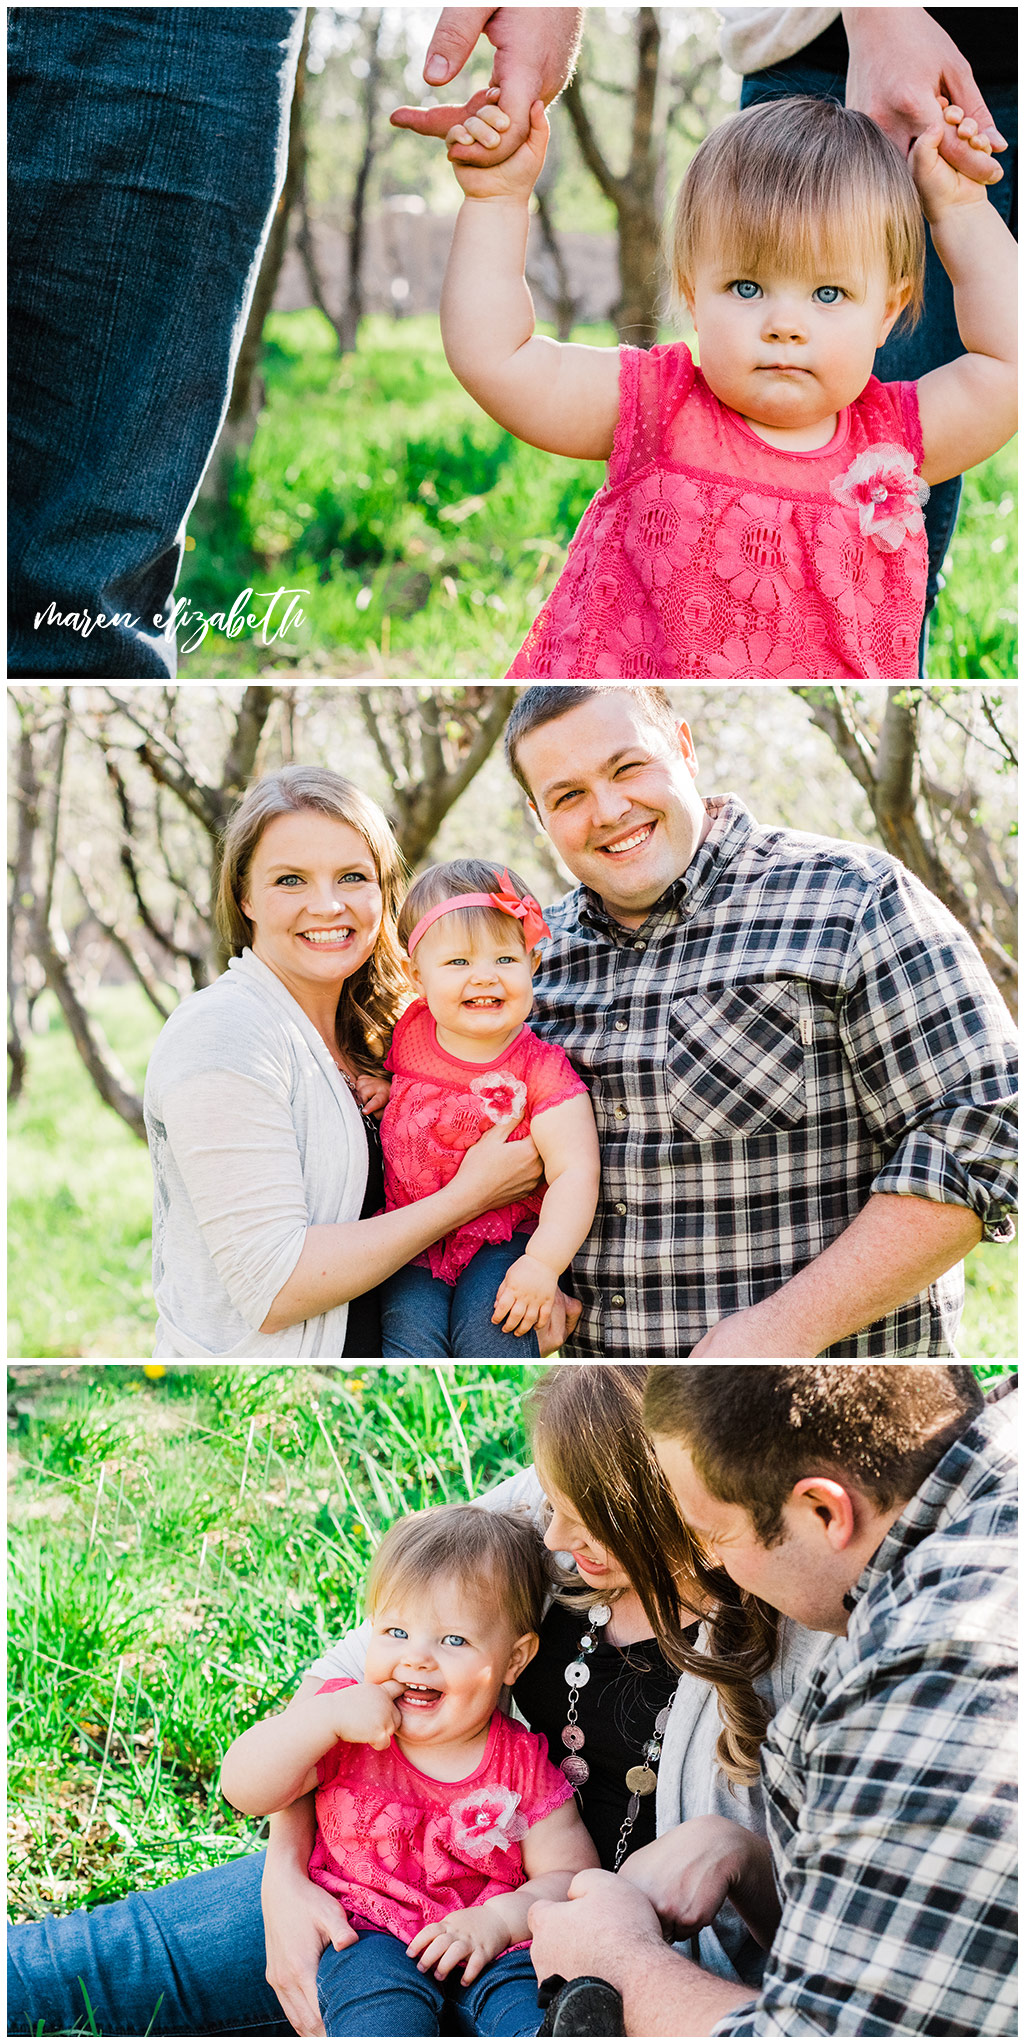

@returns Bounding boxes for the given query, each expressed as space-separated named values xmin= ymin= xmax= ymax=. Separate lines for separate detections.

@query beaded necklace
xmin=559 ymin=1600 xmax=676 ymax=1871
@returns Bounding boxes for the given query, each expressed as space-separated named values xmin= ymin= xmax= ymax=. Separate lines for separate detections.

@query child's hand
xmin=492 ymin=1251 xmax=558 ymax=1336
xmin=446 ymin=97 xmax=549 ymax=202
xmin=332 ymin=1680 xmax=404 ymax=1751
xmin=353 ymin=1071 xmax=391 ymax=1118
xmin=911 ymin=106 xmax=996 ymax=221
xmin=406 ymin=1904 xmax=509 ymax=1985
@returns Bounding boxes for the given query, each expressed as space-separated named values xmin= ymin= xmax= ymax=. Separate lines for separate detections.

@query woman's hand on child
xmin=450 ymin=1114 xmax=542 ymax=1212
xmin=910 ymin=106 xmax=1000 ymax=221
xmin=262 ymin=1873 xmax=357 ymax=2037
xmin=406 ymin=1903 xmax=510 ymax=1984
xmin=333 ymin=1679 xmax=404 ymax=1751
xmin=445 ymin=99 xmax=549 ymax=202
xmin=492 ymin=1251 xmax=558 ymax=1336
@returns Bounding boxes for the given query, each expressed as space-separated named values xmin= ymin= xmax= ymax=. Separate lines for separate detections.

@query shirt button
xmin=611 ymin=1295 xmax=625 ymax=1307
xmin=614 ymin=1020 xmax=627 ymax=1031
xmin=633 ymin=940 xmax=646 ymax=951
xmin=615 ymin=1202 xmax=627 ymax=1215
xmin=614 ymin=1106 xmax=627 ymax=1120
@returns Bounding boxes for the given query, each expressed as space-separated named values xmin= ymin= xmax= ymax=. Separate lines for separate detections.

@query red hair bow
xmin=490 ymin=870 xmax=551 ymax=950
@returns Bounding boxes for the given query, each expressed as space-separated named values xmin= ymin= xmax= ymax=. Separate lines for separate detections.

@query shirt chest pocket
xmin=666 ymin=982 xmax=813 ymax=1141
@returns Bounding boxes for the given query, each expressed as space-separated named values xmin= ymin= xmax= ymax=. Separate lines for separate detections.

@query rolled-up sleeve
xmin=160 ymin=1068 xmax=310 ymax=1332
xmin=836 ymin=870 xmax=1018 ymax=1240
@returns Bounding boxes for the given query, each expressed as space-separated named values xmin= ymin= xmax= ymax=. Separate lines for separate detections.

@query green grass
xmin=7 ymin=987 xmax=1017 ymax=1360
xmin=6 ymin=1364 xmax=538 ymax=1921
xmin=7 ymin=1358 xmax=1015 ymax=1931
xmin=177 ymin=311 xmax=1017 ymax=680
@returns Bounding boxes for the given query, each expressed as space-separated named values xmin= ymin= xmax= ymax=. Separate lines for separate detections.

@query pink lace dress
xmin=508 ymin=343 xmax=929 ymax=680
xmin=379 ymin=1000 xmax=587 ymax=1284
xmin=309 ymin=1680 xmax=575 ymax=1945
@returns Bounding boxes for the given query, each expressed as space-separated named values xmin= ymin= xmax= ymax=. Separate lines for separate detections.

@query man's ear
xmin=505 ymin=1631 xmax=539 ymax=1684
xmin=790 ymin=1476 xmax=856 ymax=1551
xmin=677 ymin=719 xmax=699 ymax=779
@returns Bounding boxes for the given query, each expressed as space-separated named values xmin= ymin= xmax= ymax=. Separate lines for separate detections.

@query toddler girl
xmin=438 ymin=93 xmax=1016 ymax=680
xmin=378 ymin=858 xmax=600 ymax=1358
xmin=221 ymin=1504 xmax=598 ymax=2037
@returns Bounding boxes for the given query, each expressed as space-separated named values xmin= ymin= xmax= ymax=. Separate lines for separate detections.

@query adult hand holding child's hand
xmin=492 ymin=1249 xmax=558 ymax=1336
xmin=444 ymin=99 xmax=549 ymax=201
xmin=843 ymin=7 xmax=1006 ymax=183
xmin=391 ymin=7 xmax=582 ymax=165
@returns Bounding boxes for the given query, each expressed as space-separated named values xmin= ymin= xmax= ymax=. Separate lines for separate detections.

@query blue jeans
xmin=7 ymin=1849 xmax=292 ymax=2035
xmin=8 ymin=7 xmax=304 ymax=678
xmin=317 ymin=1930 xmax=541 ymax=2037
xmin=381 ymin=1236 xmax=542 ymax=1358
xmin=740 ymin=64 xmax=1017 ymax=668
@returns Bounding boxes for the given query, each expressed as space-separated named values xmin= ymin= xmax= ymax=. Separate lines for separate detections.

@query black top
xmin=775 ymin=10 xmax=1016 ymax=88
xmin=341 ymin=1114 xmax=385 ymax=1358
xmin=512 ymin=1600 xmax=693 ymax=1868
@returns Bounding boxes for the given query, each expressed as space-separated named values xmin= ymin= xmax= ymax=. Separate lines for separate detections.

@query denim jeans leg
xmin=449 ymin=1945 xmax=543 ymax=2037
xmin=450 ymin=1236 xmax=542 ymax=1359
xmin=8 ymin=7 xmax=304 ymax=678
xmin=316 ymin=1931 xmax=444 ymax=2037
xmin=6 ymin=1849 xmax=292 ymax=2036
xmin=380 ymin=1261 xmax=455 ymax=1356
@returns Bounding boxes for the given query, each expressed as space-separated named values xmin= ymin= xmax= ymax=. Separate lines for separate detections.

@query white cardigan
xmin=143 ymin=948 xmax=368 ymax=1357
xmin=717 ymin=7 xmax=842 ymax=75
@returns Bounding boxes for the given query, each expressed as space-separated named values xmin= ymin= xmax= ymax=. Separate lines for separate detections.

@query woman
xmin=8 ymin=1366 xmax=821 ymax=2037
xmin=144 ymin=766 xmax=542 ymax=1357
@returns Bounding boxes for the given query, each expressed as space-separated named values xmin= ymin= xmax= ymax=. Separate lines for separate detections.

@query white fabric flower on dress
xmin=829 ymin=443 xmax=930 ymax=552
xmin=449 ymin=1786 xmax=526 ymax=1858
xmin=470 ymin=1071 xmax=527 ymax=1125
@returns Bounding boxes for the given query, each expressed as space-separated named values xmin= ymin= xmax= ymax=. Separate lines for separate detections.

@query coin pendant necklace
xmin=560 ymin=1600 xmax=674 ymax=1871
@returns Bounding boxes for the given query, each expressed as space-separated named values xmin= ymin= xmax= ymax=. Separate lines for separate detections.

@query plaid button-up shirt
xmin=531 ymin=795 xmax=1018 ymax=1357
xmin=712 ymin=1388 xmax=1018 ymax=2037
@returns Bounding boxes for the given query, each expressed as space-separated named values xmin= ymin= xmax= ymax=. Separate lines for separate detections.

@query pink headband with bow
xmin=406 ymin=870 xmax=551 ymax=955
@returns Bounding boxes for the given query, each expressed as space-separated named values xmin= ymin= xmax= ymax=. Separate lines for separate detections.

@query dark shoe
xmin=536 ymin=1974 xmax=625 ymax=2036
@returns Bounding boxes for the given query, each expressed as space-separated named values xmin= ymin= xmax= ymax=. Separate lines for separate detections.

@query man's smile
xmin=597 ymin=821 xmax=656 ymax=857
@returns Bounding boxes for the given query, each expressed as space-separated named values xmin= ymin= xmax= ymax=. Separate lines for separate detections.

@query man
xmin=506 ymin=684 xmax=1017 ymax=1357
xmin=528 ymin=1364 xmax=1017 ymax=2037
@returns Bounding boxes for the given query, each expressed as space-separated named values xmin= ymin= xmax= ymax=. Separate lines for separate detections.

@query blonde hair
xmin=671 ymin=97 xmax=925 ymax=329
xmin=398 ymin=857 xmax=537 ymax=957
xmin=214 ymin=765 xmax=408 ymax=1074
xmin=365 ymin=1503 xmax=550 ymax=1644
xmin=527 ymin=1364 xmax=778 ymax=1787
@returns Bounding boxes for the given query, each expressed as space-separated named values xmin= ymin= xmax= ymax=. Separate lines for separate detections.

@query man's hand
xmin=690 ymin=1299 xmax=814 ymax=1357
xmin=492 ymin=1245 xmax=559 ymax=1335
xmin=843 ymin=7 xmax=1006 ymax=183
xmin=536 ymin=1286 xmax=582 ymax=1357
xmin=528 ymin=1869 xmax=663 ymax=1985
xmin=407 ymin=1903 xmax=509 ymax=1984
xmin=391 ymin=7 xmax=582 ymax=166
xmin=445 ymin=98 xmax=549 ymax=199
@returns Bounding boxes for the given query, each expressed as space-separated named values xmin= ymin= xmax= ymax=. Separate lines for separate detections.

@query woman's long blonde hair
xmin=525 ymin=1364 xmax=779 ymax=1786
xmin=214 ymin=766 xmax=408 ymax=1073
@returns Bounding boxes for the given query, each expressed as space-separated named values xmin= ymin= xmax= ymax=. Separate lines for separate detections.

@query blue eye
xmin=730 ymin=280 xmax=761 ymax=299
xmin=385 ymin=1626 xmax=408 ymax=1639
xmin=276 ymin=874 xmax=302 ymax=887
xmin=813 ymin=285 xmax=844 ymax=304
xmin=442 ymin=1634 xmax=468 ymax=1648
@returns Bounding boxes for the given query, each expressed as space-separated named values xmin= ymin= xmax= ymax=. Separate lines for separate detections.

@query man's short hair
xmin=505 ymin=685 xmax=678 ymax=798
xmin=644 ymin=1365 xmax=984 ymax=1546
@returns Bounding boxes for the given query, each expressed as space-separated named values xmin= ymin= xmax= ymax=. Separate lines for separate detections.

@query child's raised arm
xmin=912 ymin=107 xmax=1017 ymax=484
xmin=220 ymin=1680 xmax=402 ymax=1815
xmin=440 ymin=100 xmax=620 ymax=459
xmin=492 ymin=1091 xmax=600 ymax=1337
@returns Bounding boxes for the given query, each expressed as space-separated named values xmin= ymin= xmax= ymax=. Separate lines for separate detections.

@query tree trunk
xmin=793 ymin=686 xmax=1018 ymax=1018
xmin=563 ymin=9 xmax=662 ymax=345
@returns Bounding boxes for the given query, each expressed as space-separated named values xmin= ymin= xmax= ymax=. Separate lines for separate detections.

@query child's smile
xmin=685 ymin=255 xmax=906 ymax=450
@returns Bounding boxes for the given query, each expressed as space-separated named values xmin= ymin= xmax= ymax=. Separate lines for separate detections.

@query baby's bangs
xmin=444 ymin=905 xmax=529 ymax=952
